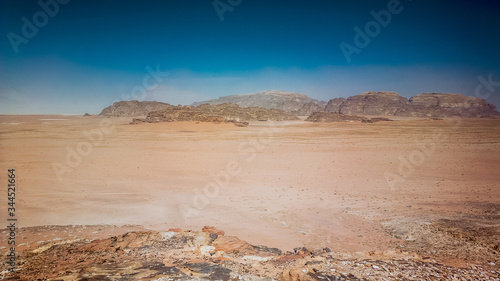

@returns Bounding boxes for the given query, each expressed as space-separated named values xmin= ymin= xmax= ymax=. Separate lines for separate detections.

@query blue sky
xmin=1 ymin=0 xmax=499 ymax=114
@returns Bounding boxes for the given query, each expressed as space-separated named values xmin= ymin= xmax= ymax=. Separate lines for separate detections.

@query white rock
xmin=199 ymin=245 xmax=215 ymax=255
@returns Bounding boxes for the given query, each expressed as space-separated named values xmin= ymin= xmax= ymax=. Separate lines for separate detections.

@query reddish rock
xmin=202 ymin=226 xmax=225 ymax=236
xmin=212 ymin=236 xmax=254 ymax=254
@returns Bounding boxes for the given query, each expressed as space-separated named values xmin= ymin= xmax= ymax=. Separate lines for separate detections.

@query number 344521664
xmin=8 ymin=169 xmax=15 ymax=216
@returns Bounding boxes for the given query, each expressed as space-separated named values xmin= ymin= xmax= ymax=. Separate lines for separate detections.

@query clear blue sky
xmin=1 ymin=0 xmax=499 ymax=114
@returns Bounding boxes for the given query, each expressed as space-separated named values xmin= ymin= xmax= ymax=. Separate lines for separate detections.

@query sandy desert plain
xmin=0 ymin=114 xmax=499 ymax=279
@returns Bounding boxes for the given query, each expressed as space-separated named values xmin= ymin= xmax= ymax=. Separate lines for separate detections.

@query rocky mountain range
xmin=325 ymin=91 xmax=499 ymax=118
xmin=99 ymin=90 xmax=499 ymax=120
xmin=192 ymin=90 xmax=327 ymax=116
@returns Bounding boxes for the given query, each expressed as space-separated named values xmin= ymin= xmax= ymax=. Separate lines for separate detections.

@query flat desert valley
xmin=1 ymin=115 xmax=499 ymax=279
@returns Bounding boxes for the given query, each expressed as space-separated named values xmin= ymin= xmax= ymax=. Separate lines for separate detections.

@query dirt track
xmin=1 ymin=115 xmax=499 ymax=268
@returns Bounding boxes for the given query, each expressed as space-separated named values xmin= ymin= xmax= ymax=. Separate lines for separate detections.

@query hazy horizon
xmin=1 ymin=0 xmax=499 ymax=114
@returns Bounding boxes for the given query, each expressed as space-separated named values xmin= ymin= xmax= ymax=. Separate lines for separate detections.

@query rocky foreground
xmin=2 ymin=225 xmax=499 ymax=280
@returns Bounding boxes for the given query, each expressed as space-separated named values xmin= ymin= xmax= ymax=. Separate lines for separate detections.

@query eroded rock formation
xmin=193 ymin=90 xmax=327 ymax=116
xmin=99 ymin=100 xmax=174 ymax=117
xmin=323 ymin=91 xmax=498 ymax=118
xmin=131 ymin=103 xmax=299 ymax=126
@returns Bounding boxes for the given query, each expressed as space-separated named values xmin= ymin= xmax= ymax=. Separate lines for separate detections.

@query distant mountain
xmin=98 ymin=91 xmax=498 ymax=119
xmin=192 ymin=90 xmax=327 ymax=116
xmin=324 ymin=91 xmax=499 ymax=118
xmin=406 ymin=93 xmax=498 ymax=117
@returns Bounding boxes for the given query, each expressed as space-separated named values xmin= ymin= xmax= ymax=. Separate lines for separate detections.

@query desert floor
xmin=1 ymin=115 xmax=499 ymax=266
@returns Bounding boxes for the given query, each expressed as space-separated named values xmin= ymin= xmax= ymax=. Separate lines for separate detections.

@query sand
xmin=0 ymin=115 xmax=499 ymax=261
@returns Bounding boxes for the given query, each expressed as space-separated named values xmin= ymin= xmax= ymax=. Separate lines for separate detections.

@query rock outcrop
xmin=324 ymin=98 xmax=347 ymax=113
xmin=131 ymin=103 xmax=299 ymax=126
xmin=406 ymin=93 xmax=498 ymax=118
xmin=306 ymin=112 xmax=368 ymax=122
xmin=292 ymin=101 xmax=325 ymax=116
xmin=192 ymin=90 xmax=327 ymax=115
xmin=306 ymin=112 xmax=393 ymax=123
xmin=7 ymin=225 xmax=498 ymax=280
xmin=337 ymin=91 xmax=411 ymax=116
xmin=323 ymin=91 xmax=499 ymax=118
xmin=99 ymin=100 xmax=174 ymax=117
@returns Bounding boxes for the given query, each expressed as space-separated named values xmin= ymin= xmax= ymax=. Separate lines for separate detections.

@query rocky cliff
xmin=99 ymin=100 xmax=174 ymax=117
xmin=336 ymin=91 xmax=410 ymax=116
xmin=324 ymin=91 xmax=498 ymax=118
xmin=324 ymin=98 xmax=347 ymax=113
xmin=131 ymin=103 xmax=299 ymax=126
xmin=192 ymin=90 xmax=327 ymax=116
xmin=407 ymin=92 xmax=498 ymax=118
